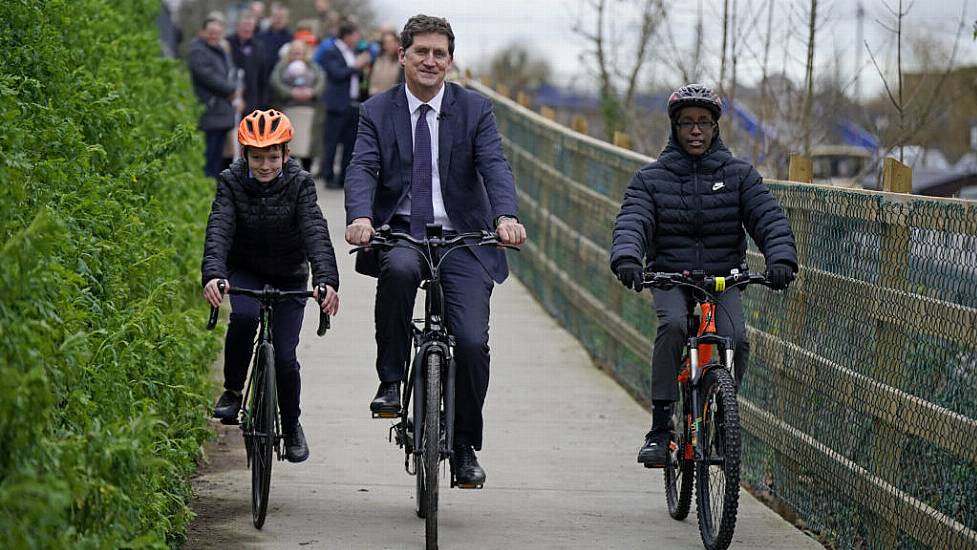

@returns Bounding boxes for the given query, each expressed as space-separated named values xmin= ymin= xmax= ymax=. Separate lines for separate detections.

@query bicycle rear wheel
xmin=695 ymin=366 xmax=741 ymax=550
xmin=422 ymin=351 xmax=442 ymax=550
xmin=251 ymin=343 xmax=277 ymax=529
xmin=665 ymin=385 xmax=693 ymax=520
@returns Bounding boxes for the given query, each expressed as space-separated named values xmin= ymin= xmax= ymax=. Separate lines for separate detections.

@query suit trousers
xmin=375 ymin=240 xmax=494 ymax=450
xmin=650 ymin=286 xmax=749 ymax=402
xmin=321 ymin=104 xmax=358 ymax=187
xmin=223 ymin=269 xmax=307 ymax=430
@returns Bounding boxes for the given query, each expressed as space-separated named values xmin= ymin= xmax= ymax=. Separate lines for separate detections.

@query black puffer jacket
xmin=610 ymin=135 xmax=797 ymax=275
xmin=201 ymin=158 xmax=340 ymax=290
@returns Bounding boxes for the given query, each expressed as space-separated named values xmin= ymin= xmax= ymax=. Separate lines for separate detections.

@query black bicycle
xmin=644 ymin=269 xmax=781 ymax=550
xmin=206 ymin=281 xmax=330 ymax=529
xmin=352 ymin=223 xmax=517 ymax=550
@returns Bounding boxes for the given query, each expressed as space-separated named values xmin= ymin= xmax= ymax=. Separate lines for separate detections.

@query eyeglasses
xmin=675 ymin=120 xmax=717 ymax=131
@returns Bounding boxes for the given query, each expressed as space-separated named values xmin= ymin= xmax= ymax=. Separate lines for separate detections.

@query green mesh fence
xmin=471 ymin=80 xmax=977 ymax=549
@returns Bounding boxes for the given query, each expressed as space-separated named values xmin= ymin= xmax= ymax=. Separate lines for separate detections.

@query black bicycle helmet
xmin=667 ymin=84 xmax=723 ymax=121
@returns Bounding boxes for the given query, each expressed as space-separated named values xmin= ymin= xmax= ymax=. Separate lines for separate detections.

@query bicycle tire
xmin=665 ymin=384 xmax=694 ymax=520
xmin=695 ymin=367 xmax=741 ymax=550
xmin=251 ymin=343 xmax=277 ymax=529
xmin=423 ymin=351 xmax=442 ymax=550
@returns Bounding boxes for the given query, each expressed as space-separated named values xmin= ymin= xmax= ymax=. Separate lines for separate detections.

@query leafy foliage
xmin=0 ymin=0 xmax=221 ymax=547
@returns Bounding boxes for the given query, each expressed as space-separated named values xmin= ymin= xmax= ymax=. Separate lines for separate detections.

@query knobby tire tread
xmin=695 ymin=367 xmax=741 ymax=550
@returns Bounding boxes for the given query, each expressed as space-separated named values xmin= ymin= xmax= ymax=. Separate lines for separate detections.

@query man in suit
xmin=187 ymin=16 xmax=242 ymax=178
xmin=319 ymin=20 xmax=370 ymax=188
xmin=344 ymin=14 xmax=527 ymax=486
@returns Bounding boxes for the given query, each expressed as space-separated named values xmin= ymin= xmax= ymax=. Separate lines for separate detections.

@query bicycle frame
xmin=353 ymin=224 xmax=517 ymax=480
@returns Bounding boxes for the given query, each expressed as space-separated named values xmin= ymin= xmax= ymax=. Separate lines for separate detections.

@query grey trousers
xmin=650 ymin=286 xmax=749 ymax=402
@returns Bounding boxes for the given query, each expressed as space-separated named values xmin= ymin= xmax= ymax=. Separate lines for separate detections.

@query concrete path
xmin=186 ymin=187 xmax=821 ymax=550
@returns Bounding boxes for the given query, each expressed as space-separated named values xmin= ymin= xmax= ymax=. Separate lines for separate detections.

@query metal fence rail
xmin=470 ymin=80 xmax=977 ymax=549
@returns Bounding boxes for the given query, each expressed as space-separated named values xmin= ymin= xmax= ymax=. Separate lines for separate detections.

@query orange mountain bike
xmin=644 ymin=269 xmax=781 ymax=550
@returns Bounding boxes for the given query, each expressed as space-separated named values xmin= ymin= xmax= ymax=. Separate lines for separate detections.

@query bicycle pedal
xmin=643 ymin=462 xmax=666 ymax=469
xmin=455 ymin=482 xmax=483 ymax=490
xmin=219 ymin=417 xmax=240 ymax=425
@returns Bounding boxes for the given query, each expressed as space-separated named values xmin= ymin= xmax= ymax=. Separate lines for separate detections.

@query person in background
xmin=270 ymin=40 xmax=326 ymax=172
xmin=318 ymin=20 xmax=370 ymax=189
xmin=367 ymin=28 xmax=402 ymax=98
xmin=314 ymin=0 xmax=340 ymax=40
xmin=258 ymin=3 xmax=293 ymax=72
xmin=187 ymin=16 xmax=241 ymax=178
xmin=227 ymin=11 xmax=268 ymax=114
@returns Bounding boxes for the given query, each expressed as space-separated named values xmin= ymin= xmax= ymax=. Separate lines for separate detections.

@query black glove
xmin=613 ymin=259 xmax=644 ymax=292
xmin=766 ymin=262 xmax=795 ymax=290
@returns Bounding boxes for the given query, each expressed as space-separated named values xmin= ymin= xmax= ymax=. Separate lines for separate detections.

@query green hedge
xmin=0 ymin=0 xmax=221 ymax=547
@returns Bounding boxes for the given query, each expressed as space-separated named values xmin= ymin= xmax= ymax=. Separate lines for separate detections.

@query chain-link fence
xmin=472 ymin=80 xmax=977 ymax=549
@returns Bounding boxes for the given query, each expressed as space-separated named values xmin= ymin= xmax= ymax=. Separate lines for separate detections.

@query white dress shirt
xmin=396 ymin=84 xmax=453 ymax=230
xmin=333 ymin=39 xmax=359 ymax=100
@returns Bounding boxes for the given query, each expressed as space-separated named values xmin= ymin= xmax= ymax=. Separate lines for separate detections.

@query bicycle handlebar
xmin=642 ymin=269 xmax=791 ymax=294
xmin=349 ymin=224 xmax=521 ymax=256
xmin=206 ymin=280 xmax=331 ymax=336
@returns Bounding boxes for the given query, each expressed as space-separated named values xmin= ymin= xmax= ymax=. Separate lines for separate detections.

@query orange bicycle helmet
xmin=238 ymin=109 xmax=293 ymax=148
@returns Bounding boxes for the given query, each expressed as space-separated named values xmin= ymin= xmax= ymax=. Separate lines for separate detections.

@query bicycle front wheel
xmin=251 ymin=343 xmax=277 ymax=529
xmin=665 ymin=384 xmax=693 ymax=520
xmin=422 ymin=351 xmax=442 ymax=550
xmin=695 ymin=366 xmax=741 ymax=550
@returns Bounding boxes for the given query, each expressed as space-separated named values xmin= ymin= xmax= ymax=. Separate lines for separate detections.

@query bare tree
xmin=801 ymin=0 xmax=818 ymax=153
xmin=573 ymin=0 xmax=667 ymax=139
xmin=865 ymin=0 xmax=969 ymax=164
xmin=481 ymin=42 xmax=553 ymax=95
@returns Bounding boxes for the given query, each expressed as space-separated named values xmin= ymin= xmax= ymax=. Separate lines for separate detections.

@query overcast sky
xmin=372 ymin=0 xmax=976 ymax=99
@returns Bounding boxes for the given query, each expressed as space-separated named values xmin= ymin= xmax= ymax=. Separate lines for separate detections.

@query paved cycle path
xmin=186 ymin=187 xmax=821 ymax=550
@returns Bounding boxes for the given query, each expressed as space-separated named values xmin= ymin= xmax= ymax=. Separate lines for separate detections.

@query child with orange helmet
xmin=202 ymin=109 xmax=340 ymax=462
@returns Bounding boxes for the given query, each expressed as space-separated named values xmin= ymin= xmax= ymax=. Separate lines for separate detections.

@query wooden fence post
xmin=613 ymin=131 xmax=632 ymax=150
xmin=516 ymin=91 xmax=531 ymax=108
xmin=540 ymin=106 xmax=556 ymax=121
xmin=882 ymin=157 xmax=912 ymax=194
xmin=572 ymin=115 xmax=589 ymax=135
xmin=870 ymin=157 xmax=912 ymax=547
xmin=495 ymin=83 xmax=510 ymax=98
xmin=788 ymin=153 xmax=813 ymax=183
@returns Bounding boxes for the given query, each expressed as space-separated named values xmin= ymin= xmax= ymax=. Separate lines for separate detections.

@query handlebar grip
xmin=317 ymin=312 xmax=331 ymax=336
xmin=315 ymin=283 xmax=330 ymax=336
xmin=206 ymin=279 xmax=227 ymax=330
xmin=207 ymin=305 xmax=219 ymax=330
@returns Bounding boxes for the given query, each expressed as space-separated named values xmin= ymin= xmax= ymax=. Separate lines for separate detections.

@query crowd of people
xmin=185 ymin=1 xmax=405 ymax=182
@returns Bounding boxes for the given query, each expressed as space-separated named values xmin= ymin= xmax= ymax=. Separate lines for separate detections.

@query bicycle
xmin=352 ymin=223 xmax=517 ymax=550
xmin=643 ymin=268 xmax=784 ymax=550
xmin=206 ymin=281 xmax=330 ymax=529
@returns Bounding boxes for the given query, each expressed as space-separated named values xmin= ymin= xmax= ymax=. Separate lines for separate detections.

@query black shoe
xmin=284 ymin=423 xmax=310 ymax=463
xmin=637 ymin=427 xmax=670 ymax=467
xmin=452 ymin=445 xmax=486 ymax=487
xmin=212 ymin=390 xmax=242 ymax=419
xmin=370 ymin=382 xmax=401 ymax=414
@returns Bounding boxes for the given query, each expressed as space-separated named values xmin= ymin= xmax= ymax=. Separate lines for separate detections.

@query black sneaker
xmin=451 ymin=445 xmax=486 ymax=487
xmin=637 ymin=427 xmax=670 ymax=467
xmin=212 ymin=390 xmax=242 ymax=419
xmin=370 ymin=382 xmax=401 ymax=414
xmin=284 ymin=423 xmax=310 ymax=463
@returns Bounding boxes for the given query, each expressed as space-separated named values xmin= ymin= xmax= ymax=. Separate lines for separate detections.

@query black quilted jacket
xmin=610 ymin=135 xmax=797 ymax=275
xmin=201 ymin=158 xmax=339 ymax=289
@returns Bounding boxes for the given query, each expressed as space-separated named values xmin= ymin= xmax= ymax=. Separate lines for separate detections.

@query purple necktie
xmin=410 ymin=104 xmax=434 ymax=239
